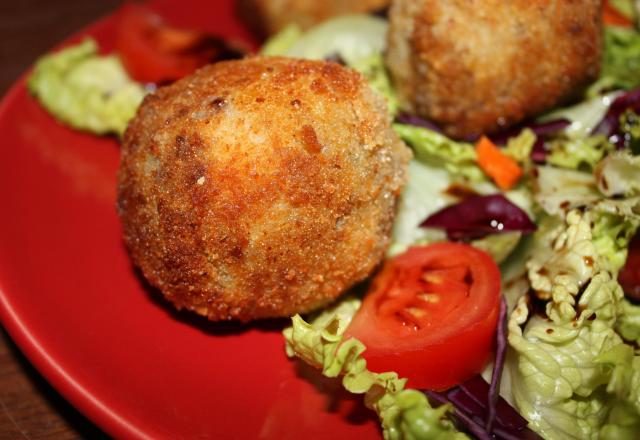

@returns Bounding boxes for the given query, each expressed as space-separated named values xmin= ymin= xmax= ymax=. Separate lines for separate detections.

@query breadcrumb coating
xmin=386 ymin=0 xmax=603 ymax=139
xmin=117 ymin=57 xmax=410 ymax=321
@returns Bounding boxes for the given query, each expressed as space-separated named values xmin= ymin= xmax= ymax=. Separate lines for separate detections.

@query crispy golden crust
xmin=238 ymin=0 xmax=390 ymax=36
xmin=117 ymin=57 xmax=410 ymax=321
xmin=387 ymin=0 xmax=603 ymax=139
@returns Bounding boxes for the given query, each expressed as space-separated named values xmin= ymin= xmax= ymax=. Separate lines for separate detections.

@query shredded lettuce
xmin=282 ymin=14 xmax=388 ymax=66
xmin=540 ymin=92 xmax=621 ymax=139
xmin=546 ymin=135 xmax=614 ymax=170
xmin=503 ymin=128 xmax=536 ymax=164
xmin=260 ymin=24 xmax=303 ymax=56
xmin=261 ymin=15 xmax=398 ymax=114
xmin=389 ymin=160 xmax=450 ymax=255
xmin=283 ymin=298 xmax=467 ymax=439
xmin=589 ymin=26 xmax=640 ymax=96
xmin=27 ymin=38 xmax=146 ymax=137
xmin=616 ymin=299 xmax=640 ymax=345
xmin=393 ymin=124 xmax=485 ymax=182
xmin=508 ymin=209 xmax=636 ymax=439
xmin=349 ymin=53 xmax=399 ymax=115
xmin=533 ymin=166 xmax=601 ymax=217
xmin=595 ymin=151 xmax=640 ymax=197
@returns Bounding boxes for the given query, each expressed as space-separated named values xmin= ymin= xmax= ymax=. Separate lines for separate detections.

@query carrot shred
xmin=603 ymin=1 xmax=633 ymax=27
xmin=475 ymin=136 xmax=523 ymax=190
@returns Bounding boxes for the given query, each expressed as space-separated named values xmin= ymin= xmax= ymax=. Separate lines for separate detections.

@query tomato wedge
xmin=344 ymin=243 xmax=501 ymax=390
xmin=115 ymin=4 xmax=245 ymax=84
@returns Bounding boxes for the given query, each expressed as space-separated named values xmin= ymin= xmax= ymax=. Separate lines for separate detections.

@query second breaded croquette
xmin=386 ymin=0 xmax=603 ymax=139
xmin=117 ymin=57 xmax=411 ymax=321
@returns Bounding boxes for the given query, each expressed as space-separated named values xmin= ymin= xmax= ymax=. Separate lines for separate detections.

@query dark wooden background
xmin=0 ymin=2 xmax=119 ymax=438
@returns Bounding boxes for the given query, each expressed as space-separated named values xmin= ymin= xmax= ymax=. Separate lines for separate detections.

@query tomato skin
xmin=344 ymin=243 xmax=501 ymax=390
xmin=115 ymin=4 xmax=244 ymax=84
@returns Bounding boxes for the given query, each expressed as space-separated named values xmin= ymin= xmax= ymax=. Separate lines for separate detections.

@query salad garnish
xmin=420 ymin=195 xmax=536 ymax=241
xmin=23 ymin=0 xmax=640 ymax=437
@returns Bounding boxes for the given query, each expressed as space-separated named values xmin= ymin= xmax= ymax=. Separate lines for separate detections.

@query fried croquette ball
xmin=239 ymin=0 xmax=390 ymax=36
xmin=386 ymin=0 xmax=603 ymax=139
xmin=117 ymin=57 xmax=411 ymax=321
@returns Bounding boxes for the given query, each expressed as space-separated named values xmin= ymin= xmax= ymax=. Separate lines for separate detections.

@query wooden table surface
xmin=0 ymin=2 xmax=119 ymax=438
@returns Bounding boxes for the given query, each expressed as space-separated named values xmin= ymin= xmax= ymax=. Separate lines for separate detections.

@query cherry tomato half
xmin=344 ymin=243 xmax=501 ymax=390
xmin=115 ymin=4 xmax=245 ymax=84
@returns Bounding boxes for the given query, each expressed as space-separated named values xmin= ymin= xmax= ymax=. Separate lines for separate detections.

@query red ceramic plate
xmin=0 ymin=1 xmax=378 ymax=438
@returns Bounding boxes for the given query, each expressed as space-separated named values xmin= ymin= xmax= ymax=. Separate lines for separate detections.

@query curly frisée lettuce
xmin=28 ymin=38 xmax=146 ymax=136
xmin=283 ymin=298 xmax=468 ymax=440
xmin=508 ymin=206 xmax=640 ymax=439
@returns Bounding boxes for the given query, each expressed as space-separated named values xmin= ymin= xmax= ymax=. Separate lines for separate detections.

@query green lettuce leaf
xmin=591 ymin=210 xmax=640 ymax=273
xmin=260 ymin=24 xmax=303 ymax=56
xmin=508 ymin=209 xmax=640 ymax=439
xmin=283 ymin=298 xmax=467 ymax=440
xmin=533 ymin=166 xmax=601 ymax=217
xmin=388 ymin=160 xmax=450 ymax=256
xmin=503 ymin=128 xmax=536 ymax=165
xmin=284 ymin=14 xmax=388 ymax=66
xmin=589 ymin=26 xmax=640 ymax=95
xmin=393 ymin=124 xmax=485 ymax=182
xmin=546 ymin=135 xmax=614 ymax=170
xmin=595 ymin=151 xmax=640 ymax=197
xmin=596 ymin=343 xmax=640 ymax=438
xmin=349 ymin=53 xmax=399 ymax=115
xmin=27 ymin=38 xmax=146 ymax=137
xmin=540 ymin=92 xmax=621 ymax=139
xmin=616 ymin=299 xmax=640 ymax=344
xmin=262 ymin=16 xmax=398 ymax=114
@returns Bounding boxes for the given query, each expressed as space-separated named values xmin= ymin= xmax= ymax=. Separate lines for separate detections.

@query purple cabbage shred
xmin=487 ymin=296 xmax=508 ymax=432
xmin=592 ymin=88 xmax=640 ymax=149
xmin=489 ymin=119 xmax=570 ymax=146
xmin=420 ymin=194 xmax=537 ymax=241
xmin=422 ymin=296 xmax=542 ymax=439
xmin=395 ymin=112 xmax=443 ymax=133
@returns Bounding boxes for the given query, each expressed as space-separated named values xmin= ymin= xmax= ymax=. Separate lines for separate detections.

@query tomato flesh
xmin=115 ymin=4 xmax=244 ymax=84
xmin=344 ymin=243 xmax=501 ymax=390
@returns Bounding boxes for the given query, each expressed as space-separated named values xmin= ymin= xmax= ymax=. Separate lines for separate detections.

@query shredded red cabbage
xmin=593 ymin=88 xmax=640 ymax=148
xmin=489 ymin=119 xmax=570 ymax=146
xmin=395 ymin=112 xmax=443 ymax=133
xmin=487 ymin=296 xmax=508 ymax=431
xmin=420 ymin=194 xmax=537 ymax=241
xmin=491 ymin=119 xmax=570 ymax=164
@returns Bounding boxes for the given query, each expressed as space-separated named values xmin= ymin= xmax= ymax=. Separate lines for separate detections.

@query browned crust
xmin=117 ymin=57 xmax=410 ymax=321
xmin=387 ymin=0 xmax=603 ymax=139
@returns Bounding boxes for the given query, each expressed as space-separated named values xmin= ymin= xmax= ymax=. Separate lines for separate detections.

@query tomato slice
xmin=115 ymin=4 xmax=245 ymax=84
xmin=344 ymin=243 xmax=501 ymax=390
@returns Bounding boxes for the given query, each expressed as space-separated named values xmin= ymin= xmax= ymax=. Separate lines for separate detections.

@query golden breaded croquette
xmin=117 ymin=57 xmax=411 ymax=321
xmin=239 ymin=0 xmax=390 ymax=36
xmin=386 ymin=0 xmax=603 ymax=139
